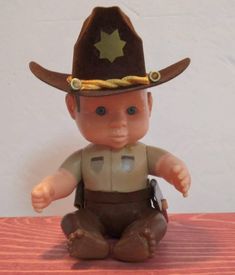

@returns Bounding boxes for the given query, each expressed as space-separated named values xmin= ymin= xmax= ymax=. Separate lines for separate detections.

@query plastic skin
xmin=32 ymin=90 xmax=190 ymax=212
xmin=31 ymin=89 xmax=191 ymax=260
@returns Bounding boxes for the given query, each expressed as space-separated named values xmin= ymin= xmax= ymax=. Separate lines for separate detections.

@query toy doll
xmin=30 ymin=7 xmax=191 ymax=262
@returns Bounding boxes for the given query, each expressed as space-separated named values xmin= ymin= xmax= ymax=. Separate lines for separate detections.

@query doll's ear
xmin=147 ymin=92 xmax=153 ymax=116
xmin=65 ymin=94 xmax=76 ymax=119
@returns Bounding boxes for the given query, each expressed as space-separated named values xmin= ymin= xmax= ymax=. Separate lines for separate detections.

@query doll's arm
xmin=155 ymin=153 xmax=191 ymax=197
xmin=32 ymin=150 xmax=82 ymax=213
xmin=31 ymin=169 xmax=77 ymax=213
xmin=147 ymin=146 xmax=191 ymax=197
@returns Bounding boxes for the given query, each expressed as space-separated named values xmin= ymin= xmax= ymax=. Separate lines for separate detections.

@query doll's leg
xmin=113 ymin=211 xmax=167 ymax=262
xmin=61 ymin=209 xmax=109 ymax=259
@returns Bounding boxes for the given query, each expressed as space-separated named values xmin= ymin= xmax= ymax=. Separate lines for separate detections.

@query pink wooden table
xmin=0 ymin=213 xmax=235 ymax=274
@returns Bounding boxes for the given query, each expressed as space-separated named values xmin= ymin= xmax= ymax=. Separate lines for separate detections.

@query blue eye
xmin=127 ymin=106 xmax=137 ymax=115
xmin=96 ymin=106 xmax=106 ymax=116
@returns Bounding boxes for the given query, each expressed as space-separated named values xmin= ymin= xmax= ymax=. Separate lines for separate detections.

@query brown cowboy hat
xmin=29 ymin=6 xmax=190 ymax=97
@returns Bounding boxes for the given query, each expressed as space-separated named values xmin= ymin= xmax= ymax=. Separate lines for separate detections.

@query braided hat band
xmin=67 ymin=71 xmax=161 ymax=91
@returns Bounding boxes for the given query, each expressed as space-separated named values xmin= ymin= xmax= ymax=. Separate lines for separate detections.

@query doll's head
xmin=29 ymin=7 xmax=190 ymax=137
xmin=66 ymin=90 xmax=152 ymax=149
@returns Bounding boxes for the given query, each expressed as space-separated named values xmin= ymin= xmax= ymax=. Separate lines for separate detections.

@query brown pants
xmin=61 ymin=189 xmax=167 ymax=240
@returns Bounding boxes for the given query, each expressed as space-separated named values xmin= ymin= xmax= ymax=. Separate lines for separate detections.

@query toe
xmin=74 ymin=229 xmax=84 ymax=238
xmin=143 ymin=228 xmax=151 ymax=236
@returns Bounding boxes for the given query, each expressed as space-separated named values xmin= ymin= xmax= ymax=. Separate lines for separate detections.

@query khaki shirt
xmin=60 ymin=142 xmax=167 ymax=192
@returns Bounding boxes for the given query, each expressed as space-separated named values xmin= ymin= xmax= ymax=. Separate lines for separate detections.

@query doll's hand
xmin=169 ymin=164 xmax=191 ymax=197
xmin=31 ymin=181 xmax=55 ymax=213
xmin=156 ymin=153 xmax=191 ymax=197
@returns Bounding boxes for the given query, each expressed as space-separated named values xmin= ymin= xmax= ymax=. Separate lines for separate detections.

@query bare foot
xmin=68 ymin=229 xmax=109 ymax=259
xmin=113 ymin=228 xmax=156 ymax=262
xmin=141 ymin=228 xmax=157 ymax=258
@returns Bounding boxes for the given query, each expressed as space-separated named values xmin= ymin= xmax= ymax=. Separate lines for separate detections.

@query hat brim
xmin=29 ymin=58 xmax=190 ymax=97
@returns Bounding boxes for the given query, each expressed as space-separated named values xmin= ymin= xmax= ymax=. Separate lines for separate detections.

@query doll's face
xmin=66 ymin=90 xmax=152 ymax=149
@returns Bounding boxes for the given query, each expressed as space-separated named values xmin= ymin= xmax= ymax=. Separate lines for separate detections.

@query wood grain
xmin=0 ymin=213 xmax=235 ymax=274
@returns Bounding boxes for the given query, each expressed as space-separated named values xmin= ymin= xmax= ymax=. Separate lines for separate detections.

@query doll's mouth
xmin=110 ymin=128 xmax=127 ymax=137
xmin=110 ymin=135 xmax=127 ymax=139
xmin=110 ymin=134 xmax=127 ymax=141
xmin=110 ymin=128 xmax=128 ymax=143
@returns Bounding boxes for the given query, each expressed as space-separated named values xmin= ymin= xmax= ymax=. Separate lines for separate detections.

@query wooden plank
xmin=0 ymin=213 xmax=235 ymax=274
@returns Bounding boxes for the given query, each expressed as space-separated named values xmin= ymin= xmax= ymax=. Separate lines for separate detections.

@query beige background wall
xmin=1 ymin=0 xmax=235 ymax=216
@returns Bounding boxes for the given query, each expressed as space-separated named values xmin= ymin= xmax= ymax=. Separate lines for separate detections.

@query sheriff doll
xmin=30 ymin=7 xmax=191 ymax=262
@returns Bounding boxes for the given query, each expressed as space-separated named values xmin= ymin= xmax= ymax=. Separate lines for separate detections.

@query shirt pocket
xmin=90 ymin=156 xmax=104 ymax=173
xmin=121 ymin=156 xmax=135 ymax=172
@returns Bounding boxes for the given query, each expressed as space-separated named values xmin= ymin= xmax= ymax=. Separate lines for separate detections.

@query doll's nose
xmin=109 ymin=112 xmax=127 ymax=128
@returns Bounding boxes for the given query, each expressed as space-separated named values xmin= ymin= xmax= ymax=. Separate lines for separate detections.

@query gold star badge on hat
xmin=29 ymin=7 xmax=190 ymax=95
xmin=94 ymin=29 xmax=126 ymax=63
